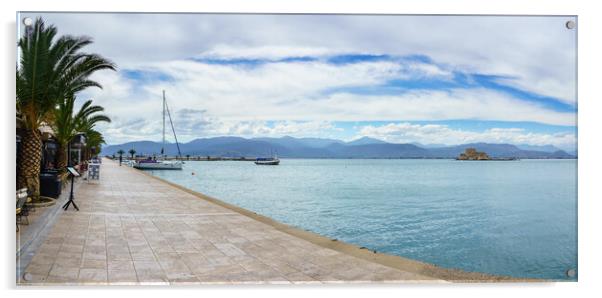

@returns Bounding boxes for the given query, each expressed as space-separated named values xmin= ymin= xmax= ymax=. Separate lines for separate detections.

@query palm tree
xmin=117 ymin=150 xmax=125 ymax=159
xmin=52 ymin=96 xmax=111 ymax=170
xmin=83 ymin=128 xmax=105 ymax=159
xmin=16 ymin=18 xmax=115 ymax=197
xmin=186 ymin=154 xmax=190 ymax=160
xmin=76 ymin=102 xmax=111 ymax=162
xmin=128 ymin=149 xmax=136 ymax=160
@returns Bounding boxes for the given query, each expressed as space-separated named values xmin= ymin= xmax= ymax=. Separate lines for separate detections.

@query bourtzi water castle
xmin=457 ymin=148 xmax=490 ymax=160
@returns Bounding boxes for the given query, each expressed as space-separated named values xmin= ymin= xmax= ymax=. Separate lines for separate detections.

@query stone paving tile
xmin=26 ymin=256 xmax=55 ymax=272
xmin=19 ymin=158 xmax=443 ymax=285
xmin=48 ymin=264 xmax=80 ymax=280
xmin=78 ymin=268 xmax=108 ymax=283
xmin=25 ymin=262 xmax=53 ymax=276
xmin=108 ymin=268 xmax=138 ymax=283
xmin=108 ymin=260 xmax=135 ymax=271
xmin=81 ymin=259 xmax=107 ymax=269
xmin=54 ymin=256 xmax=82 ymax=268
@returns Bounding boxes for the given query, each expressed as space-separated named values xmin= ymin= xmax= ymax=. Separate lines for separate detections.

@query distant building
xmin=457 ymin=148 xmax=490 ymax=160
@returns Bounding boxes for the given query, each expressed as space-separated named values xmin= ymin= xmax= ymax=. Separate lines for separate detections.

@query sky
xmin=20 ymin=13 xmax=577 ymax=151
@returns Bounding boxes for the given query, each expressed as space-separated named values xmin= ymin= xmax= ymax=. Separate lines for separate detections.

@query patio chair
xmin=23 ymin=188 xmax=35 ymax=213
xmin=16 ymin=189 xmax=29 ymax=231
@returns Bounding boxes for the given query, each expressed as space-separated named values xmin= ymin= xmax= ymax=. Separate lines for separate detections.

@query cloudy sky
xmin=20 ymin=13 xmax=577 ymax=151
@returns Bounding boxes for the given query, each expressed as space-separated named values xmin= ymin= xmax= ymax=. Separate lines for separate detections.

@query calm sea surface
xmin=146 ymin=159 xmax=577 ymax=280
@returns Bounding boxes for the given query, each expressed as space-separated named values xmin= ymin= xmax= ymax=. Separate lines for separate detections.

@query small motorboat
xmin=254 ymin=157 xmax=280 ymax=165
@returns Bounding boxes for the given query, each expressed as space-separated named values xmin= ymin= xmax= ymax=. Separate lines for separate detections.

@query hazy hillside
xmin=102 ymin=136 xmax=575 ymax=159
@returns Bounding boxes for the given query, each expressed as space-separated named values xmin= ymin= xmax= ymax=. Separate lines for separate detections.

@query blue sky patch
xmin=122 ymin=69 xmax=173 ymax=83
xmin=326 ymin=54 xmax=391 ymax=64
xmin=190 ymin=56 xmax=319 ymax=66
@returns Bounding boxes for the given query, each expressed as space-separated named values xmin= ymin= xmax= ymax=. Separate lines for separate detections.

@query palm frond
xmin=16 ymin=17 xmax=116 ymax=131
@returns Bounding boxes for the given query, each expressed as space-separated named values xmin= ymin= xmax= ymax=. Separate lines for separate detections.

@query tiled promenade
xmin=19 ymin=159 xmax=442 ymax=285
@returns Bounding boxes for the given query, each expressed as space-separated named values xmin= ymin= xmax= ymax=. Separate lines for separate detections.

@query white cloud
xmin=78 ymin=56 xmax=575 ymax=144
xmin=172 ymin=108 xmax=339 ymax=138
xmin=407 ymin=62 xmax=453 ymax=78
xmin=313 ymin=89 xmax=575 ymax=125
xmin=199 ymin=45 xmax=338 ymax=60
xmin=24 ymin=13 xmax=576 ymax=103
xmin=357 ymin=123 xmax=576 ymax=151
xmin=153 ymin=58 xmax=404 ymax=102
xmin=23 ymin=13 xmax=576 ymax=145
xmin=101 ymin=115 xmax=340 ymax=145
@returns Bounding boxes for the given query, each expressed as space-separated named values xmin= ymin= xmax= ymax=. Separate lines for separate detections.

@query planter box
xmin=40 ymin=171 xmax=62 ymax=198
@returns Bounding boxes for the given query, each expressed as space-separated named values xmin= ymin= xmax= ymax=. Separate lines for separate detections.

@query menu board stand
xmin=62 ymin=167 xmax=80 ymax=211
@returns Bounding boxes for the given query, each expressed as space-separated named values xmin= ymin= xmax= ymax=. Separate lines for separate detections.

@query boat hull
xmin=254 ymin=160 xmax=280 ymax=165
xmin=134 ymin=161 xmax=183 ymax=170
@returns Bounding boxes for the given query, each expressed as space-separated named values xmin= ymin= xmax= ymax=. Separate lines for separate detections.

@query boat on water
xmin=134 ymin=90 xmax=183 ymax=170
xmin=255 ymin=151 xmax=280 ymax=165
xmin=254 ymin=157 xmax=280 ymax=165
xmin=134 ymin=158 xmax=183 ymax=170
xmin=123 ymin=159 xmax=135 ymax=167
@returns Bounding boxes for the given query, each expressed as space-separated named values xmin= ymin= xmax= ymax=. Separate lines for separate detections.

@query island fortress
xmin=457 ymin=148 xmax=490 ymax=160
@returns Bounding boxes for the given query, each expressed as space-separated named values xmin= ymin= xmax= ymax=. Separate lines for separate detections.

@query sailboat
xmin=134 ymin=90 xmax=183 ymax=170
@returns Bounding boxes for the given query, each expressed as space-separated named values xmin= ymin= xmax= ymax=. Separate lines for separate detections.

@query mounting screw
xmin=566 ymin=268 xmax=576 ymax=278
xmin=565 ymin=20 xmax=576 ymax=30
xmin=22 ymin=17 xmax=33 ymax=27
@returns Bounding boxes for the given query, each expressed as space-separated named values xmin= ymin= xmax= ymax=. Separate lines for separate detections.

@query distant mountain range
xmin=102 ymin=136 xmax=575 ymax=159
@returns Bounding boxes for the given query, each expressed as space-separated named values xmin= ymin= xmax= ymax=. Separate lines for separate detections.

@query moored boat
xmin=133 ymin=90 xmax=184 ymax=170
xmin=134 ymin=159 xmax=183 ymax=170
xmin=254 ymin=157 xmax=280 ymax=165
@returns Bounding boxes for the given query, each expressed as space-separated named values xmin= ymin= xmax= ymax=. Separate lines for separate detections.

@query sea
xmin=146 ymin=158 xmax=577 ymax=280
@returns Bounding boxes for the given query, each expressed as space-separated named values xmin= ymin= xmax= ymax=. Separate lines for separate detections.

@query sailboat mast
xmin=162 ymin=90 xmax=166 ymax=156
xmin=164 ymin=99 xmax=182 ymax=158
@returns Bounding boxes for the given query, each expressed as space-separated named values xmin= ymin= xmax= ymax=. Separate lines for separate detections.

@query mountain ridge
xmin=102 ymin=136 xmax=575 ymax=159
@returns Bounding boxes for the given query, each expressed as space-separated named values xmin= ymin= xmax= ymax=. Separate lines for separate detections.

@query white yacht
xmin=134 ymin=159 xmax=183 ymax=170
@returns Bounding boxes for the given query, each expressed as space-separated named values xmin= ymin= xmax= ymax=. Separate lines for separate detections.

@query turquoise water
xmin=147 ymin=159 xmax=577 ymax=280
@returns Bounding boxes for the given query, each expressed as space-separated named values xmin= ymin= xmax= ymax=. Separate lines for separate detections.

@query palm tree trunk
xmin=56 ymin=143 xmax=67 ymax=170
xmin=17 ymin=129 xmax=42 ymax=198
